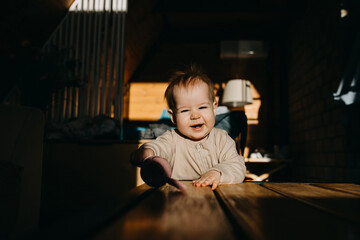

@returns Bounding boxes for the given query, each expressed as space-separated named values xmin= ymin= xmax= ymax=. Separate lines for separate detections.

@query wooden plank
xmin=216 ymin=182 xmax=359 ymax=240
xmin=91 ymin=182 xmax=236 ymax=240
xmin=262 ymin=182 xmax=360 ymax=223
xmin=37 ymin=184 xmax=154 ymax=239
xmin=86 ymin=183 xmax=155 ymax=232
xmin=128 ymin=82 xmax=168 ymax=121
xmin=310 ymin=183 xmax=360 ymax=196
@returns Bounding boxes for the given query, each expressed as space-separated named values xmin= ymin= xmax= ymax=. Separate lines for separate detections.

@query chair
xmin=215 ymin=110 xmax=247 ymax=155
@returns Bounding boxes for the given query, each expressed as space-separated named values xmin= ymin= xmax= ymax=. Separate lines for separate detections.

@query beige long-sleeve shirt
xmin=141 ymin=128 xmax=246 ymax=184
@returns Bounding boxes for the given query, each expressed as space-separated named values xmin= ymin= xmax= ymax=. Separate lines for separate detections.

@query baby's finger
xmin=196 ymin=180 xmax=208 ymax=187
xmin=211 ymin=181 xmax=218 ymax=190
xmin=211 ymin=176 xmax=220 ymax=190
xmin=193 ymin=179 xmax=202 ymax=187
xmin=194 ymin=177 xmax=208 ymax=187
xmin=200 ymin=178 xmax=213 ymax=187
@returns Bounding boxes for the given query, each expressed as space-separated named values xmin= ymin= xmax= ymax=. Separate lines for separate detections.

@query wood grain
xmin=216 ymin=182 xmax=359 ymax=240
xmin=92 ymin=182 xmax=235 ymax=240
xmin=310 ymin=183 xmax=360 ymax=196
xmin=128 ymin=82 xmax=168 ymax=121
xmin=85 ymin=184 xmax=154 ymax=239
xmin=262 ymin=182 xmax=360 ymax=223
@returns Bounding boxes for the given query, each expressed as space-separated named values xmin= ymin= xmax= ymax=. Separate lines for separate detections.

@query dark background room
xmin=1 ymin=0 xmax=360 ymax=238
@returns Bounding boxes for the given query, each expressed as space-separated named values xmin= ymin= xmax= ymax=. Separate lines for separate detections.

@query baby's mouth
xmin=191 ymin=123 xmax=204 ymax=129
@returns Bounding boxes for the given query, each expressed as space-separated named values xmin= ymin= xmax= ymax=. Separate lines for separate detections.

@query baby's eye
xmin=180 ymin=109 xmax=189 ymax=113
xmin=199 ymin=106 xmax=208 ymax=109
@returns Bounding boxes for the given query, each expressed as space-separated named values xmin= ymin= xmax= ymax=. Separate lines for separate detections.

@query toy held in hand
xmin=140 ymin=156 xmax=187 ymax=191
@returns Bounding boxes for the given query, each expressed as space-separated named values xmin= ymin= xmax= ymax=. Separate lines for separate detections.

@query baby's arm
xmin=195 ymin=131 xmax=246 ymax=187
xmin=212 ymin=136 xmax=246 ymax=184
xmin=193 ymin=170 xmax=221 ymax=190
xmin=130 ymin=147 xmax=155 ymax=167
xmin=131 ymin=130 xmax=173 ymax=167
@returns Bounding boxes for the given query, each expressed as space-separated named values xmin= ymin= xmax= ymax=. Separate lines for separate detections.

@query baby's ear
xmin=213 ymin=101 xmax=218 ymax=108
xmin=168 ymin=109 xmax=176 ymax=124
xmin=213 ymin=101 xmax=217 ymax=113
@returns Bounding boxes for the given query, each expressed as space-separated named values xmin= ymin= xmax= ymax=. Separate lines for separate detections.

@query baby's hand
xmin=193 ymin=170 xmax=221 ymax=190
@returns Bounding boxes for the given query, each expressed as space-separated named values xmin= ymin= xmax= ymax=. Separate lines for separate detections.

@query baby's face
xmin=169 ymin=81 xmax=216 ymax=141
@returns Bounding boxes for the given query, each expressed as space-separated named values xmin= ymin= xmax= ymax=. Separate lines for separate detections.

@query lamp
xmin=222 ymin=79 xmax=253 ymax=107
xmin=219 ymin=79 xmax=253 ymax=156
xmin=220 ymin=40 xmax=267 ymax=59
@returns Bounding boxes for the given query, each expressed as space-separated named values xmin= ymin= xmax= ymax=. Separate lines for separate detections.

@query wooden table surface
xmin=38 ymin=182 xmax=360 ymax=240
xmin=83 ymin=182 xmax=360 ymax=240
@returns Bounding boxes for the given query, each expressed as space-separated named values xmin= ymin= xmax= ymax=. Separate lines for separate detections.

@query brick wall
xmin=287 ymin=0 xmax=360 ymax=182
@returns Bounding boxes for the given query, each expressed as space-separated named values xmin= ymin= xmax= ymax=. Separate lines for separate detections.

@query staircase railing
xmin=42 ymin=0 xmax=127 ymax=125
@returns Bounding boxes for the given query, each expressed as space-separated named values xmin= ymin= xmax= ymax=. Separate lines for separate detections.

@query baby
xmin=130 ymin=65 xmax=246 ymax=189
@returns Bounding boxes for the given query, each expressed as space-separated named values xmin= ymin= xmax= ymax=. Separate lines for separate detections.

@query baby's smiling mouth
xmin=191 ymin=123 xmax=204 ymax=129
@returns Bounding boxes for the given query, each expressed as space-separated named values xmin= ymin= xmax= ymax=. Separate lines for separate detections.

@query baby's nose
xmin=190 ymin=111 xmax=200 ymax=119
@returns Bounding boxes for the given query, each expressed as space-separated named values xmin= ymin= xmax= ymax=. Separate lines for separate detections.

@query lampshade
xmin=222 ymin=79 xmax=253 ymax=107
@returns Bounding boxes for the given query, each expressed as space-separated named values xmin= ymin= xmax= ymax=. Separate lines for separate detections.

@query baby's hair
xmin=165 ymin=64 xmax=215 ymax=112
